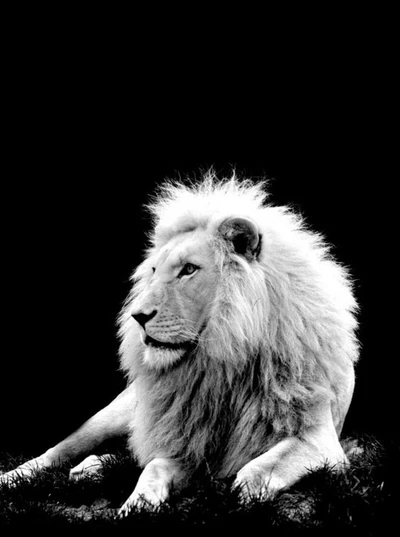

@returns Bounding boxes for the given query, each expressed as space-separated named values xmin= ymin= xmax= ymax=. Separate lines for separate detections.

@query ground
xmin=0 ymin=436 xmax=398 ymax=535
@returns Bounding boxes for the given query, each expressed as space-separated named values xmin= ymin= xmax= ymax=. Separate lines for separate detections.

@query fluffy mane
xmin=117 ymin=170 xmax=359 ymax=477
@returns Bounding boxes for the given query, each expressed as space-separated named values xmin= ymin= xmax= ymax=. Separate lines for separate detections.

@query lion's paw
xmin=233 ymin=464 xmax=286 ymax=504
xmin=69 ymin=454 xmax=105 ymax=481
xmin=118 ymin=488 xmax=163 ymax=518
xmin=0 ymin=457 xmax=46 ymax=487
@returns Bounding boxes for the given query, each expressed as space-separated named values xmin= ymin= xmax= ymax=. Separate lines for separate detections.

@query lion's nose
xmin=131 ymin=310 xmax=157 ymax=329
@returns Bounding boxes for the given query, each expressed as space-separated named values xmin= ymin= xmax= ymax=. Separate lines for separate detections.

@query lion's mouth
xmin=144 ymin=335 xmax=191 ymax=351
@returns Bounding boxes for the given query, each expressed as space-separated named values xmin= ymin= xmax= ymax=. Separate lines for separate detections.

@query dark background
xmin=1 ymin=17 xmax=397 ymax=456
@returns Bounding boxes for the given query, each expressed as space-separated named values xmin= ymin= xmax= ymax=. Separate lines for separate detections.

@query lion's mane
xmin=118 ymin=171 xmax=359 ymax=477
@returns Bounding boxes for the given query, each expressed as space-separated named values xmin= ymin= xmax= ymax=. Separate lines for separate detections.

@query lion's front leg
xmin=118 ymin=458 xmax=184 ymax=517
xmin=1 ymin=383 xmax=137 ymax=486
xmin=234 ymin=407 xmax=347 ymax=501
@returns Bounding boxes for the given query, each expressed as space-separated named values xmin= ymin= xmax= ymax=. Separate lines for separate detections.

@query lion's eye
xmin=179 ymin=263 xmax=199 ymax=278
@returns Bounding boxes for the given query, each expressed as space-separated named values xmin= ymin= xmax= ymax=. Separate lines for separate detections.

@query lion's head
xmin=128 ymin=216 xmax=263 ymax=370
xmin=118 ymin=171 xmax=359 ymax=474
xmin=129 ymin=228 xmax=219 ymax=369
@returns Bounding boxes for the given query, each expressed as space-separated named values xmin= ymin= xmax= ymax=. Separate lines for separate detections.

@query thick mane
xmin=117 ymin=170 xmax=359 ymax=476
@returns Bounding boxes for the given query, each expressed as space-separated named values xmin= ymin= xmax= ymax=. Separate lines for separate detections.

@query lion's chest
xmin=128 ymin=368 xmax=272 ymax=476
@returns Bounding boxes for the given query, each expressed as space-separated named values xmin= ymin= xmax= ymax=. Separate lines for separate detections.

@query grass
xmin=0 ymin=436 xmax=398 ymax=535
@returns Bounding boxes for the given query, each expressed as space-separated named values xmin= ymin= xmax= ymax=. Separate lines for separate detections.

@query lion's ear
xmin=218 ymin=217 xmax=261 ymax=261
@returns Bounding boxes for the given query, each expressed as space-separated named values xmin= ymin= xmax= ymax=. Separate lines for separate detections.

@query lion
xmin=1 ymin=171 xmax=359 ymax=516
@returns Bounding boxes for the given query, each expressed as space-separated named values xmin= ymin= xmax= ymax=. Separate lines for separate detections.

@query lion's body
xmin=118 ymin=173 xmax=358 ymax=479
xmin=1 ymin=172 xmax=359 ymax=513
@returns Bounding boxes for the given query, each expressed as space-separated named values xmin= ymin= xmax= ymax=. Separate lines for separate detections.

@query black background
xmin=1 ymin=16 xmax=397 ymax=455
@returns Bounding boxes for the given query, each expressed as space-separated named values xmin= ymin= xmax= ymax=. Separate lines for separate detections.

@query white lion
xmin=1 ymin=172 xmax=359 ymax=516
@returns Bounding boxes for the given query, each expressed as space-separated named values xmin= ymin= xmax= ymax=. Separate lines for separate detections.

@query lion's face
xmin=132 ymin=229 xmax=219 ymax=369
